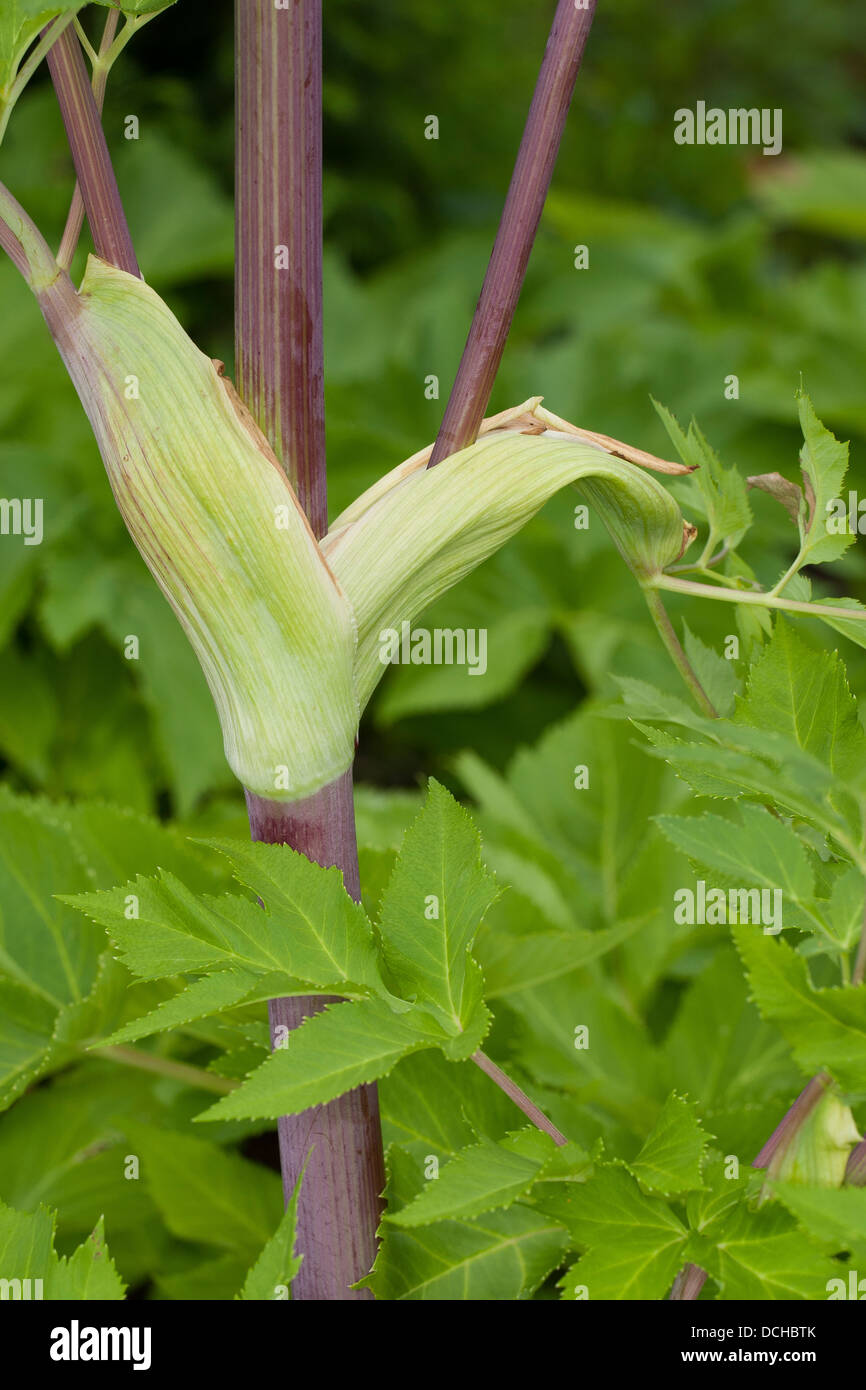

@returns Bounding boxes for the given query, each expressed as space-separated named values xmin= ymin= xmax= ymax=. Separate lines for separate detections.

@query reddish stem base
xmin=246 ymin=771 xmax=385 ymax=1300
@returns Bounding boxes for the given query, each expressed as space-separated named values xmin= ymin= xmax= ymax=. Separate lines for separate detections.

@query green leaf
xmin=0 ymin=1200 xmax=124 ymax=1299
xmin=628 ymin=1093 xmax=708 ymax=1197
xmin=0 ymin=8 xmax=82 ymax=122
xmin=376 ymin=779 xmax=498 ymax=1033
xmin=198 ymin=999 xmax=456 ymax=1123
xmin=682 ymin=623 xmax=739 ymax=716
xmin=792 ymin=389 xmax=853 ymax=570
xmin=692 ymin=1183 xmax=840 ymax=1299
xmin=365 ymin=1145 xmax=568 ymax=1300
xmin=655 ymin=803 xmax=821 ymax=936
xmin=65 ymin=839 xmax=386 ymax=998
xmin=557 ymin=1164 xmax=687 ymax=1300
xmin=238 ymin=1169 xmax=304 ymax=1300
xmin=127 ymin=1126 xmax=282 ymax=1259
xmin=652 ymin=399 xmax=752 ymax=551
xmin=379 ymin=1051 xmax=517 ymax=1159
xmin=734 ymin=620 xmax=866 ymax=792
xmin=772 ymin=1182 xmax=866 ymax=1260
xmin=99 ymin=970 xmax=259 ymax=1047
xmin=388 ymin=1127 xmax=562 ymax=1227
xmin=663 ymin=950 xmax=798 ymax=1155
xmin=734 ymin=926 xmax=866 ymax=1093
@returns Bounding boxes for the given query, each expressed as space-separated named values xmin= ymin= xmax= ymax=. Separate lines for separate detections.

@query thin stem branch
xmin=642 ymin=587 xmax=718 ymax=716
xmin=472 ymin=1050 xmax=568 ymax=1146
xmin=91 ymin=1045 xmax=239 ymax=1095
xmin=428 ymin=0 xmax=598 ymax=467
xmin=656 ymin=573 xmax=866 ymax=625
xmin=57 ymin=8 xmax=120 ymax=270
xmin=0 ymin=178 xmax=60 ymax=287
xmin=235 ymin=0 xmax=326 ymax=533
xmin=45 ymin=24 xmax=139 ymax=276
xmin=853 ymin=899 xmax=866 ymax=988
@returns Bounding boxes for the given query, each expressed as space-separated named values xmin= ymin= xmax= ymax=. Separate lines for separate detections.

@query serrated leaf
xmin=379 ymin=1051 xmax=518 ymax=1158
xmin=558 ymin=1164 xmax=687 ymax=1299
xmin=198 ymin=998 xmax=455 ymax=1123
xmin=99 ymin=970 xmax=259 ymax=1046
xmin=735 ymin=621 xmax=866 ymax=792
xmin=65 ymin=839 xmax=386 ymax=998
xmin=0 ymin=1201 xmax=124 ymax=1299
xmin=794 ymin=390 xmax=853 ymax=570
xmin=376 ymin=779 xmax=498 ymax=1033
xmin=699 ymin=1192 xmax=840 ymax=1299
xmin=734 ymin=926 xmax=866 ymax=1093
xmin=238 ymin=1168 xmax=304 ymax=1300
xmin=629 ymin=1093 xmax=708 ymax=1197
xmin=365 ymin=1145 xmax=567 ymax=1300
xmin=663 ymin=950 xmax=798 ymax=1153
xmin=652 ymin=399 xmax=751 ymax=551
xmin=655 ymin=803 xmax=820 ymax=936
xmin=388 ymin=1127 xmax=561 ymax=1227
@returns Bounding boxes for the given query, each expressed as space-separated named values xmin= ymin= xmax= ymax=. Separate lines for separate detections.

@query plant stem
xmin=428 ymin=0 xmax=598 ymax=467
xmin=669 ymin=1264 xmax=708 ymax=1301
xmin=751 ymin=1072 xmax=831 ymax=1170
xmin=91 ymin=1044 xmax=239 ymax=1095
xmin=472 ymin=1050 xmax=568 ymax=1145
xmin=235 ymin=0 xmax=383 ymax=1299
xmin=642 ymin=587 xmax=718 ymax=716
xmin=246 ymin=773 xmax=384 ymax=1301
xmin=0 ymin=180 xmax=59 ymax=286
xmin=853 ymin=900 xmax=866 ymax=988
xmin=45 ymin=24 xmax=139 ymax=277
xmin=235 ymin=0 xmax=326 ymax=534
xmin=57 ymin=8 xmax=120 ymax=271
xmin=655 ymin=573 xmax=866 ymax=625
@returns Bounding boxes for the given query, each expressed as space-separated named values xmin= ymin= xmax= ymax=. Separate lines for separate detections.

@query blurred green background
xmin=1 ymin=0 xmax=865 ymax=822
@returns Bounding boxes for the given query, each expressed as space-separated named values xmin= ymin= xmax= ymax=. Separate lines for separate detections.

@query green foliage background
xmin=1 ymin=0 xmax=865 ymax=1300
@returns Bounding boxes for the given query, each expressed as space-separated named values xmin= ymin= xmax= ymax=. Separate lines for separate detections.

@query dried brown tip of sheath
xmin=569 ymin=426 xmax=695 ymax=475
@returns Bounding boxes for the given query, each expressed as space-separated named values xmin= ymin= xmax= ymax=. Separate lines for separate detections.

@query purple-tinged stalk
xmin=235 ymin=0 xmax=326 ymax=535
xmin=235 ymin=0 xmax=383 ymax=1300
xmin=428 ymin=0 xmax=598 ymax=467
xmin=472 ymin=1051 xmax=567 ymax=1146
xmin=45 ymin=25 xmax=139 ymax=277
xmin=846 ymin=1139 xmax=866 ymax=1187
xmin=56 ymin=8 xmax=120 ymax=271
xmin=752 ymin=1072 xmax=832 ymax=1173
xmin=246 ymin=776 xmax=385 ymax=1300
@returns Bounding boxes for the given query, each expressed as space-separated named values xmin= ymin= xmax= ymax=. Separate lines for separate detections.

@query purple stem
xmin=845 ymin=1138 xmax=866 ymax=1187
xmin=235 ymin=1 xmax=383 ymax=1299
xmin=57 ymin=8 xmax=120 ymax=270
xmin=751 ymin=1072 xmax=830 ymax=1171
xmin=45 ymin=25 xmax=139 ymax=277
xmin=428 ymin=0 xmax=598 ymax=467
xmin=670 ymin=1265 xmax=708 ymax=1301
xmin=246 ymin=774 xmax=384 ymax=1301
xmin=235 ymin=0 xmax=326 ymax=535
xmin=472 ymin=1051 xmax=568 ymax=1146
